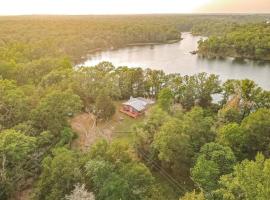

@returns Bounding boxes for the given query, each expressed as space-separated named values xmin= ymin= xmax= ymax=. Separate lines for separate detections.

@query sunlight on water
xmin=80 ymin=32 xmax=270 ymax=90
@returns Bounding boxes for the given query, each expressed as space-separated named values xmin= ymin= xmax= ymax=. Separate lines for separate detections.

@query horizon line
xmin=1 ymin=12 xmax=270 ymax=17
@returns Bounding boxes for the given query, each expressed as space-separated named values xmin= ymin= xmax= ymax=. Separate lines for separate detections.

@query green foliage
xmin=37 ymin=131 xmax=55 ymax=147
xmin=0 ymin=129 xmax=36 ymax=167
xmin=182 ymin=107 xmax=214 ymax=154
xmin=198 ymin=24 xmax=270 ymax=60
xmin=40 ymin=68 xmax=73 ymax=90
xmin=0 ymin=79 xmax=29 ymax=129
xmin=241 ymin=108 xmax=270 ymax=158
xmin=35 ymin=148 xmax=82 ymax=200
xmin=220 ymin=79 xmax=269 ymax=120
xmin=73 ymin=62 xmax=120 ymax=107
xmin=153 ymin=118 xmax=191 ymax=171
xmin=158 ymin=88 xmax=173 ymax=112
xmin=136 ymin=106 xmax=214 ymax=184
xmin=85 ymin=140 xmax=155 ymax=200
xmin=56 ymin=127 xmax=76 ymax=147
xmin=12 ymin=121 xmax=37 ymax=136
xmin=0 ymin=129 xmax=36 ymax=199
xmin=180 ymin=190 xmax=205 ymax=200
xmin=94 ymin=90 xmax=116 ymax=120
xmin=217 ymin=123 xmax=246 ymax=160
xmin=217 ymin=107 xmax=242 ymax=124
xmin=32 ymin=90 xmax=82 ymax=134
xmin=176 ymin=73 xmax=220 ymax=109
xmin=191 ymin=143 xmax=236 ymax=192
xmin=0 ymin=14 xmax=270 ymax=199
xmin=215 ymin=153 xmax=270 ymax=200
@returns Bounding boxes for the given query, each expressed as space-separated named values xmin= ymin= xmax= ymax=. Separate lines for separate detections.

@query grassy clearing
xmin=111 ymin=101 xmax=145 ymax=142
xmin=113 ymin=114 xmax=144 ymax=143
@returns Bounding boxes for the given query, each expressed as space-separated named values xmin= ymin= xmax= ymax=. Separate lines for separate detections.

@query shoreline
xmin=197 ymin=52 xmax=270 ymax=63
xmin=126 ymin=38 xmax=182 ymax=46
xmin=76 ymin=38 xmax=182 ymax=65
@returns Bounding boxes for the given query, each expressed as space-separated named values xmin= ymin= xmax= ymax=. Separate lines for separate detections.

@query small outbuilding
xmin=120 ymin=97 xmax=155 ymax=118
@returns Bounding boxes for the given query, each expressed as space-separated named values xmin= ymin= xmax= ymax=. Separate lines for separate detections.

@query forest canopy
xmin=197 ymin=23 xmax=270 ymax=61
xmin=0 ymin=14 xmax=270 ymax=200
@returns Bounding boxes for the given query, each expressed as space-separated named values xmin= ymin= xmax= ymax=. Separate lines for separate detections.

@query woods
xmin=0 ymin=14 xmax=270 ymax=200
xmin=198 ymin=23 xmax=270 ymax=61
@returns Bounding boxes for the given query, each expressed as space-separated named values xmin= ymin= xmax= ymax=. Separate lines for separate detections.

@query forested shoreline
xmin=1 ymin=14 xmax=269 ymax=65
xmin=197 ymin=23 xmax=270 ymax=61
xmin=1 ymin=15 xmax=270 ymax=200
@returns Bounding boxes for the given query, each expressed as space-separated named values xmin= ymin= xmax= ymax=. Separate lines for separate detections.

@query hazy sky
xmin=0 ymin=0 xmax=269 ymax=15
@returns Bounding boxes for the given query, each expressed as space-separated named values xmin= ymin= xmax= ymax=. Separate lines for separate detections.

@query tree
xmin=0 ymin=129 xmax=36 ymax=178
xmin=221 ymin=79 xmax=268 ymax=119
xmin=182 ymin=107 xmax=214 ymax=154
xmin=56 ymin=127 xmax=76 ymax=147
xmin=215 ymin=153 xmax=270 ymax=200
xmin=32 ymin=90 xmax=82 ymax=134
xmin=0 ymin=79 xmax=29 ymax=129
xmin=134 ymin=106 xmax=170 ymax=160
xmin=115 ymin=67 xmax=145 ymax=99
xmin=94 ymin=90 xmax=115 ymax=120
xmin=144 ymin=69 xmax=165 ymax=98
xmin=153 ymin=118 xmax=192 ymax=173
xmin=73 ymin=63 xmax=120 ymax=107
xmin=0 ymin=129 xmax=36 ymax=199
xmin=197 ymin=24 xmax=270 ymax=61
xmin=177 ymin=73 xmax=220 ymax=109
xmin=191 ymin=143 xmax=236 ymax=192
xmin=85 ymin=140 xmax=154 ymax=200
xmin=180 ymin=190 xmax=205 ymax=200
xmin=40 ymin=68 xmax=73 ymax=90
xmin=65 ymin=184 xmax=95 ymax=200
xmin=98 ymin=163 xmax=154 ymax=200
xmin=157 ymin=88 xmax=173 ymax=112
xmin=217 ymin=123 xmax=246 ymax=160
xmin=35 ymin=148 xmax=82 ymax=200
xmin=241 ymin=108 xmax=270 ymax=158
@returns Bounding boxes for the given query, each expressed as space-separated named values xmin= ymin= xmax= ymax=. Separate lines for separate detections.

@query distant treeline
xmin=0 ymin=14 xmax=269 ymax=64
xmin=197 ymin=23 xmax=270 ymax=61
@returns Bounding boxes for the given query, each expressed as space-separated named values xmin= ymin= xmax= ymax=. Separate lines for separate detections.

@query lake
xmin=80 ymin=32 xmax=270 ymax=90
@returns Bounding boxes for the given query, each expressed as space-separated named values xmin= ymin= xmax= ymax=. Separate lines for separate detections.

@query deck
xmin=120 ymin=108 xmax=140 ymax=118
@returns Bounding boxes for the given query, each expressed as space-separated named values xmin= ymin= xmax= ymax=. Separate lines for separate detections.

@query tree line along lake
xmin=80 ymin=32 xmax=270 ymax=90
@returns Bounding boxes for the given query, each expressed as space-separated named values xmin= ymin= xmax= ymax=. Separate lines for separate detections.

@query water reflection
xmin=80 ymin=32 xmax=270 ymax=90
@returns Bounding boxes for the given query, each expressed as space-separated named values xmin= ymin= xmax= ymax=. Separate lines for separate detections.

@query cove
xmin=80 ymin=32 xmax=270 ymax=90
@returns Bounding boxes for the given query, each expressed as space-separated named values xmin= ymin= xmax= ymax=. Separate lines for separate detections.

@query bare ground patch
xmin=70 ymin=102 xmax=147 ymax=150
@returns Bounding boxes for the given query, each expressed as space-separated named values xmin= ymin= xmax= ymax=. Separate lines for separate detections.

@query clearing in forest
xmin=70 ymin=102 xmax=145 ymax=150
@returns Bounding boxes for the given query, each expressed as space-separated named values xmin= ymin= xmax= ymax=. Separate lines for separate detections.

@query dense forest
xmin=197 ymin=23 xmax=270 ymax=60
xmin=0 ymin=14 xmax=269 ymax=65
xmin=0 ymin=14 xmax=270 ymax=200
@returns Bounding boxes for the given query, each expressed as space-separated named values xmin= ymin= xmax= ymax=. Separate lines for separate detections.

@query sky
xmin=0 ymin=0 xmax=270 ymax=15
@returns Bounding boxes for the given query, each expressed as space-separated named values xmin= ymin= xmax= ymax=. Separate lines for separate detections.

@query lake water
xmin=81 ymin=32 xmax=270 ymax=90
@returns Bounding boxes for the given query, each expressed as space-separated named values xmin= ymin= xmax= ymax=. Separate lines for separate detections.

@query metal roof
xmin=122 ymin=97 xmax=154 ymax=112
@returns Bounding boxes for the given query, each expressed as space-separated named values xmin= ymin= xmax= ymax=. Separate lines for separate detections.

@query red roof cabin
xmin=120 ymin=97 xmax=155 ymax=118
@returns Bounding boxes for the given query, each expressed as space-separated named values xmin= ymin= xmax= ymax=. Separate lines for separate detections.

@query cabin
xmin=120 ymin=97 xmax=155 ymax=118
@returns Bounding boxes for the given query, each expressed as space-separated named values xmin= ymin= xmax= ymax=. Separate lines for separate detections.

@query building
xmin=120 ymin=97 xmax=155 ymax=118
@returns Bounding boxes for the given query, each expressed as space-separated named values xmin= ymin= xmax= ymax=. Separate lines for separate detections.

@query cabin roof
xmin=122 ymin=97 xmax=154 ymax=112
